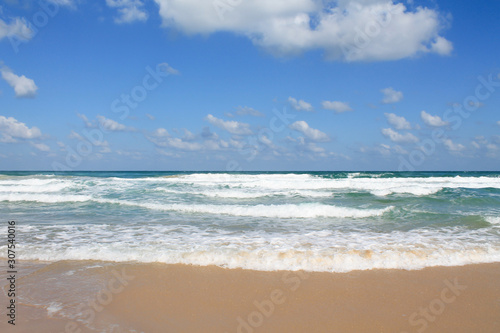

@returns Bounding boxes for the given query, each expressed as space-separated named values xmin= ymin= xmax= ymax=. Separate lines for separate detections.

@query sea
xmin=1 ymin=171 xmax=500 ymax=272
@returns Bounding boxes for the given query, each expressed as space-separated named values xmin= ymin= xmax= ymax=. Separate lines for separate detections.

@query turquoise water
xmin=1 ymin=171 xmax=499 ymax=271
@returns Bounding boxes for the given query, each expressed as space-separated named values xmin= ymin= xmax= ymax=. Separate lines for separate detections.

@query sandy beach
xmin=1 ymin=261 xmax=499 ymax=333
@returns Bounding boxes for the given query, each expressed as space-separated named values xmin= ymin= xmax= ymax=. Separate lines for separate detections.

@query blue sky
xmin=0 ymin=0 xmax=499 ymax=171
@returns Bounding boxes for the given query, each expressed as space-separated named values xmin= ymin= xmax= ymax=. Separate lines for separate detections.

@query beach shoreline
xmin=1 ymin=261 xmax=499 ymax=332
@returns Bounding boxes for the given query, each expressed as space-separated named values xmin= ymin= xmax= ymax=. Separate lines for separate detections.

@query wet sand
xmin=1 ymin=261 xmax=499 ymax=332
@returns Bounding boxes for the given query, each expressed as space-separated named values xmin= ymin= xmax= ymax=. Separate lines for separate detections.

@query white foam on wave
xmin=6 ymin=224 xmax=500 ymax=272
xmin=202 ymin=189 xmax=333 ymax=199
xmin=0 ymin=192 xmax=382 ymax=218
xmin=486 ymin=216 xmax=500 ymax=225
xmin=2 ymin=174 xmax=500 ymax=200
xmin=0 ymin=178 xmax=61 ymax=186
xmin=153 ymin=174 xmax=500 ymax=196
xmin=96 ymin=199 xmax=393 ymax=218
xmin=0 ymin=182 xmax=70 ymax=193
xmin=0 ymin=193 xmax=92 ymax=203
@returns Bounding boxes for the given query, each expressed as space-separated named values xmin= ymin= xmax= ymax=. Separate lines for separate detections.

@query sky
xmin=0 ymin=0 xmax=499 ymax=171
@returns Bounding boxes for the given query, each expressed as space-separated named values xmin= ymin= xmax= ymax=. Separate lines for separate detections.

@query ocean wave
xmin=2 ymin=174 xmax=500 ymax=198
xmin=0 ymin=193 xmax=92 ymax=203
xmin=0 ymin=182 xmax=71 ymax=193
xmin=3 ymin=224 xmax=499 ymax=272
xmin=96 ymin=199 xmax=393 ymax=218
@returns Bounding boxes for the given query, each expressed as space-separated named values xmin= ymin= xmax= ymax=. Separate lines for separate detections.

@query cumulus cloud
xmin=0 ymin=17 xmax=32 ymax=41
xmin=97 ymin=115 xmax=134 ymax=131
xmin=430 ymin=36 xmax=453 ymax=55
xmin=288 ymin=97 xmax=313 ymax=112
xmin=381 ymin=128 xmax=418 ymax=143
xmin=162 ymin=137 xmax=203 ymax=151
xmin=322 ymin=100 xmax=352 ymax=113
xmin=1 ymin=66 xmax=38 ymax=98
xmin=381 ymin=87 xmax=403 ymax=104
xmin=0 ymin=116 xmax=42 ymax=143
xmin=68 ymin=130 xmax=84 ymax=141
xmin=153 ymin=0 xmax=452 ymax=62
xmin=443 ymin=139 xmax=465 ymax=152
xmin=421 ymin=110 xmax=448 ymax=127
xmin=205 ymin=114 xmax=252 ymax=135
xmin=385 ymin=113 xmax=411 ymax=130
xmin=98 ymin=141 xmax=112 ymax=153
xmin=30 ymin=142 xmax=50 ymax=152
xmin=106 ymin=0 xmax=148 ymax=24
xmin=289 ymin=120 xmax=329 ymax=142
xmin=152 ymin=128 xmax=170 ymax=137
xmin=147 ymin=127 xmax=227 ymax=152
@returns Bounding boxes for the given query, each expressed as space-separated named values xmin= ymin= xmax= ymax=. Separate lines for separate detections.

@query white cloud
xmin=360 ymin=143 xmax=408 ymax=156
xmin=322 ymin=100 xmax=352 ymax=113
xmin=289 ymin=120 xmax=329 ymax=142
xmin=497 ymin=121 xmax=500 ymax=127
xmin=381 ymin=128 xmax=418 ymax=143
xmin=153 ymin=0 xmax=452 ymax=62
xmin=205 ymin=114 xmax=252 ymax=135
xmin=474 ymin=136 xmax=488 ymax=145
xmin=149 ymin=133 xmax=227 ymax=151
xmin=97 ymin=115 xmax=133 ymax=131
xmin=182 ymin=129 xmax=196 ymax=141
xmin=163 ymin=137 xmax=202 ymax=151
xmin=421 ymin=110 xmax=448 ymax=127
xmin=96 ymin=140 xmax=112 ymax=153
xmin=430 ymin=36 xmax=453 ymax=55
xmin=234 ymin=106 xmax=264 ymax=117
xmin=0 ymin=17 xmax=32 ymax=41
xmin=146 ymin=113 xmax=155 ymax=120
xmin=385 ymin=113 xmax=411 ymax=130
xmin=1 ymin=67 xmax=38 ymax=98
xmin=487 ymin=144 xmax=498 ymax=151
xmin=106 ymin=0 xmax=148 ymax=24
xmin=30 ymin=142 xmax=50 ymax=152
xmin=443 ymin=139 xmax=465 ymax=152
xmin=159 ymin=63 xmax=180 ymax=75
xmin=77 ymin=113 xmax=93 ymax=128
xmin=152 ymin=128 xmax=170 ymax=137
xmin=68 ymin=130 xmax=84 ymax=141
xmin=47 ymin=0 xmax=77 ymax=6
xmin=0 ymin=116 xmax=42 ymax=142
xmin=288 ymin=97 xmax=313 ymax=112
xmin=303 ymin=142 xmax=325 ymax=154
xmin=381 ymin=87 xmax=403 ymax=104
xmin=229 ymin=138 xmax=244 ymax=149
xmin=393 ymin=145 xmax=408 ymax=155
